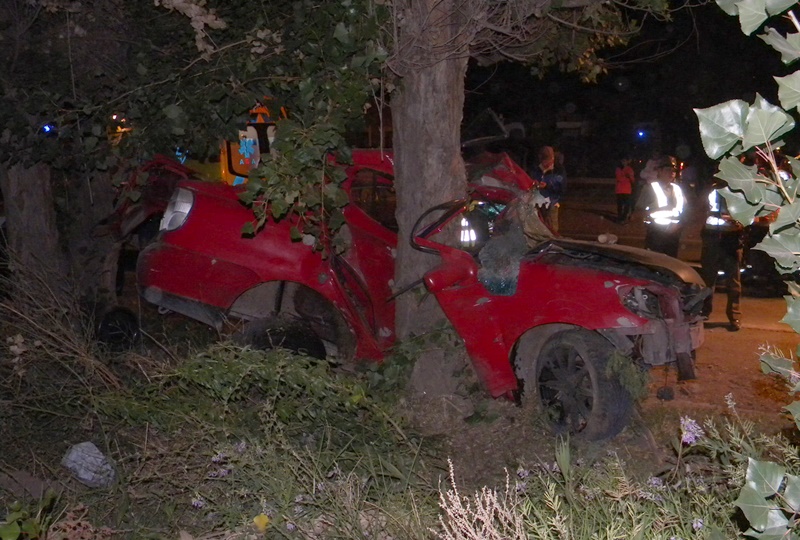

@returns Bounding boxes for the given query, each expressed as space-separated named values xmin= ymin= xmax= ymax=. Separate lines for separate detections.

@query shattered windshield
xmin=417 ymin=191 xmax=555 ymax=296
xmin=426 ymin=192 xmax=553 ymax=255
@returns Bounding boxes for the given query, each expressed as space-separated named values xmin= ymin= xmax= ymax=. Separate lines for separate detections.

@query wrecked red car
xmin=137 ymin=149 xmax=708 ymax=439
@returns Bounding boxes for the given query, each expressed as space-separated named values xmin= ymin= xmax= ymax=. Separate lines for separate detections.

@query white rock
xmin=61 ymin=442 xmax=115 ymax=488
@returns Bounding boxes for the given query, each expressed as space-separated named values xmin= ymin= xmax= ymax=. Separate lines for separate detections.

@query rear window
xmin=350 ymin=169 xmax=398 ymax=232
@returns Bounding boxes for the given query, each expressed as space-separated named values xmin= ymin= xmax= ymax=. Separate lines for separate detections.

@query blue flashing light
xmin=42 ymin=124 xmax=54 ymax=133
xmin=637 ymin=130 xmax=646 ymax=139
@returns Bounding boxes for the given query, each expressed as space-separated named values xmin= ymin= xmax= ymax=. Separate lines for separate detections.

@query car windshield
xmin=423 ymin=191 xmax=553 ymax=255
xmin=418 ymin=190 xmax=555 ymax=295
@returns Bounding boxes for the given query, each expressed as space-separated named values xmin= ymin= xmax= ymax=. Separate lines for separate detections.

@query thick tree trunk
xmin=0 ymin=162 xmax=119 ymax=314
xmin=392 ymin=55 xmax=469 ymax=339
xmin=64 ymin=169 xmax=121 ymax=308
xmin=0 ymin=162 xmax=69 ymax=297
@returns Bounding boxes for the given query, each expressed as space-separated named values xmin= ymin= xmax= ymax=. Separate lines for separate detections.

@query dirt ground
xmin=418 ymin=308 xmax=800 ymax=491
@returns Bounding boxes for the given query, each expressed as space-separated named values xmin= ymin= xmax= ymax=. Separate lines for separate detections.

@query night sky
xmin=463 ymin=3 xmax=791 ymax=177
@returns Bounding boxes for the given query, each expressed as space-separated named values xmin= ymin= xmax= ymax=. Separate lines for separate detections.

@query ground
xmin=1 ymin=287 xmax=798 ymax=535
xmin=404 ymin=293 xmax=799 ymax=490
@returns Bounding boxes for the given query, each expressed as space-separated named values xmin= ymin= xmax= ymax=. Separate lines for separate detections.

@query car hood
xmin=533 ymin=238 xmax=705 ymax=287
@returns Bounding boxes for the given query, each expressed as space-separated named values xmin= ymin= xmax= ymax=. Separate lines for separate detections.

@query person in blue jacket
xmin=531 ymin=146 xmax=566 ymax=233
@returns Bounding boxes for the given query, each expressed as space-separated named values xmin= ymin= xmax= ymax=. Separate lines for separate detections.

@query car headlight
xmin=160 ymin=187 xmax=194 ymax=232
xmin=622 ymin=287 xmax=662 ymax=319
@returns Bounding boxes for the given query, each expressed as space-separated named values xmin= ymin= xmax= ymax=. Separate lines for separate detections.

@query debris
xmin=61 ymin=442 xmax=116 ymax=488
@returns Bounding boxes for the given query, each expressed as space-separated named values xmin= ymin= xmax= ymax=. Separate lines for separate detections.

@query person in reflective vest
xmin=643 ymin=156 xmax=685 ymax=258
xmin=700 ymin=183 xmax=744 ymax=331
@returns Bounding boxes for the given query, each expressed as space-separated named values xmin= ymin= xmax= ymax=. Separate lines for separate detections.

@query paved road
xmin=559 ymin=177 xmax=705 ymax=262
xmin=558 ymin=177 xmax=796 ymax=335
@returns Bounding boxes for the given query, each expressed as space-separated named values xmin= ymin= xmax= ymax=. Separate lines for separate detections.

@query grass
xmin=2 ymin=263 xmax=799 ymax=538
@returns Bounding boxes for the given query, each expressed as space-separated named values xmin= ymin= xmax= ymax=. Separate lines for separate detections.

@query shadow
xmin=703 ymin=321 xmax=733 ymax=330
xmin=577 ymin=207 xmax=623 ymax=222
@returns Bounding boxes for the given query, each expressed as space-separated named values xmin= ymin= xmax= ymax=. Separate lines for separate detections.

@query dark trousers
xmin=645 ymin=225 xmax=681 ymax=258
xmin=700 ymin=229 xmax=743 ymax=322
xmin=616 ymin=193 xmax=632 ymax=222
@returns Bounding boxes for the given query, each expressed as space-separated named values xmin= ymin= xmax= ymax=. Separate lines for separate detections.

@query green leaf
xmin=333 ymin=22 xmax=350 ymax=43
xmin=765 ymin=0 xmax=796 ymax=15
xmin=776 ymin=71 xmax=800 ymax=111
xmin=83 ymin=136 xmax=99 ymax=151
xmin=20 ymin=519 xmax=39 ymax=538
xmin=761 ymin=29 xmax=800 ymax=64
xmin=0 ymin=521 xmax=21 ymax=540
xmin=706 ymin=527 xmax=729 ymax=540
xmin=771 ymin=200 xmax=800 ymax=231
xmin=719 ymin=187 xmax=761 ymax=225
xmin=290 ymin=226 xmax=302 ymax=241
xmin=716 ymin=0 xmax=740 ymax=15
xmin=716 ymin=159 xmax=765 ymax=204
xmin=746 ymin=457 xmax=786 ymax=497
xmin=760 ymin=348 xmax=795 ymax=376
xmin=744 ymin=526 xmax=799 ymax=540
xmin=695 ymin=100 xmax=749 ymax=159
xmin=781 ymin=296 xmax=800 ymax=332
xmin=735 ymin=483 xmax=787 ymax=532
xmin=784 ymin=474 xmax=800 ymax=512
xmin=737 ymin=0 xmax=769 ymax=35
xmin=241 ymin=222 xmax=255 ymax=236
xmin=784 ymin=402 xmax=800 ymax=430
xmin=755 ymin=232 xmax=800 ymax=271
xmin=163 ymin=104 xmax=183 ymax=120
xmin=743 ymin=95 xmax=796 ymax=149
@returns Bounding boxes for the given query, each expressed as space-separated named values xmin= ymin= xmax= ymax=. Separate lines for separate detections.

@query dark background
xmin=462 ymin=3 xmax=792 ymax=180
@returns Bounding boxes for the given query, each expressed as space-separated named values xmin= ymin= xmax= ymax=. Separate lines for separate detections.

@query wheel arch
xmin=229 ymin=280 xmax=356 ymax=360
xmin=512 ymin=323 xmax=581 ymax=385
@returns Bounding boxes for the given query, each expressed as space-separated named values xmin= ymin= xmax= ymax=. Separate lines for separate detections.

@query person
xmin=700 ymin=183 xmax=744 ymax=331
xmin=531 ymin=146 xmax=566 ymax=233
xmin=643 ymin=155 xmax=686 ymax=257
xmin=615 ymin=155 xmax=635 ymax=223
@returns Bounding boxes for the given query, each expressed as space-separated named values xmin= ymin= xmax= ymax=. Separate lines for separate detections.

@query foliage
xmin=692 ymin=0 xmax=800 ymax=537
xmin=436 ymin=427 xmax=747 ymax=539
xmin=91 ymin=343 xmax=440 ymax=536
xmin=0 ymin=259 xmax=119 ymax=391
xmin=0 ymin=493 xmax=56 ymax=540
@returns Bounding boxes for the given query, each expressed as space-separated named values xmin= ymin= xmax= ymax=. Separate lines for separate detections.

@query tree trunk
xmin=0 ymin=162 xmax=119 ymax=316
xmin=392 ymin=55 xmax=469 ymax=338
xmin=64 ymin=169 xmax=121 ymax=308
xmin=0 ymin=162 xmax=69 ymax=298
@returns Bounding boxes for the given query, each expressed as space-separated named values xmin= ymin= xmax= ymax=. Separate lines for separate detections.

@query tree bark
xmin=392 ymin=55 xmax=469 ymax=339
xmin=0 ymin=162 xmax=69 ymax=298
xmin=64 ymin=169 xmax=121 ymax=308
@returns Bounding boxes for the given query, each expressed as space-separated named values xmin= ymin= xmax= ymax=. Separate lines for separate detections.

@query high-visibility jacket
xmin=704 ymin=190 xmax=741 ymax=232
xmin=644 ymin=181 xmax=685 ymax=226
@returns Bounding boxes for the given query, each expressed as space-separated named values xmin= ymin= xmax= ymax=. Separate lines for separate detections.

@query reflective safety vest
xmin=705 ymin=190 xmax=740 ymax=232
xmin=644 ymin=181 xmax=685 ymax=226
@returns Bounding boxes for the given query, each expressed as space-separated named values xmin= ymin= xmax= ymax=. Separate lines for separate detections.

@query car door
xmin=333 ymin=167 xmax=398 ymax=348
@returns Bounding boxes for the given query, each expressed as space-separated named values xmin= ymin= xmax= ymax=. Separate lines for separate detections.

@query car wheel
xmin=531 ymin=329 xmax=632 ymax=440
xmin=233 ymin=314 xmax=327 ymax=359
xmin=96 ymin=306 xmax=140 ymax=352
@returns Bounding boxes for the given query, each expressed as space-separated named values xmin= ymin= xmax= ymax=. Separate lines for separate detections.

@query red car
xmin=137 ymin=149 xmax=708 ymax=439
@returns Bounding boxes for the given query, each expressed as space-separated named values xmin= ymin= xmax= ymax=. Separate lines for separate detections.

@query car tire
xmin=530 ymin=329 xmax=632 ymax=440
xmin=96 ymin=306 xmax=140 ymax=352
xmin=233 ymin=314 xmax=327 ymax=359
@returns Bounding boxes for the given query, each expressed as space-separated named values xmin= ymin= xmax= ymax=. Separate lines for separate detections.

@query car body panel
xmin=137 ymin=149 xmax=707 ymax=400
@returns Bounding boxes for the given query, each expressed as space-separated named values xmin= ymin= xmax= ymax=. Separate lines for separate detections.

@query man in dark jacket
xmin=700 ymin=183 xmax=744 ymax=331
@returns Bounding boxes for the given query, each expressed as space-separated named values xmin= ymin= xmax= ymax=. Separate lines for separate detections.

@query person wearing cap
xmin=531 ymin=145 xmax=566 ymax=234
xmin=700 ymin=182 xmax=744 ymax=331
xmin=642 ymin=155 xmax=686 ymax=258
